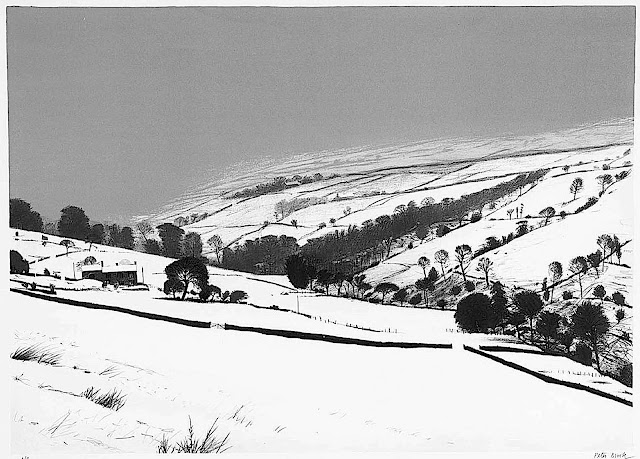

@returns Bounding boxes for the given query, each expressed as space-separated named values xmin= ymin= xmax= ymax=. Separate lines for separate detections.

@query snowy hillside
xmin=139 ymin=118 xmax=633 ymax=254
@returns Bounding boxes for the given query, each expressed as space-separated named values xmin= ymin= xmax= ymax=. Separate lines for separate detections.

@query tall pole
xmin=296 ymin=292 xmax=300 ymax=314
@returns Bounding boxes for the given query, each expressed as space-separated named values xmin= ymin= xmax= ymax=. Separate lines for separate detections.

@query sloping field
xmin=10 ymin=293 xmax=633 ymax=454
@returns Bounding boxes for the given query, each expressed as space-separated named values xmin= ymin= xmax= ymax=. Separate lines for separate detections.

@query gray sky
xmin=7 ymin=6 xmax=635 ymax=224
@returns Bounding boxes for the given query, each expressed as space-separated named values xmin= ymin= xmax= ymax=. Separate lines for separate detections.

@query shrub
xmin=318 ymin=222 xmax=327 ymax=229
xmin=10 ymin=344 xmax=61 ymax=365
xmin=80 ymin=387 xmax=126 ymax=411
xmin=562 ymin=290 xmax=574 ymax=300
xmin=559 ymin=210 xmax=567 ymax=219
xmin=164 ymin=278 xmax=184 ymax=298
xmin=612 ymin=291 xmax=626 ymax=306
xmin=10 ymin=250 xmax=29 ymax=274
xmin=615 ymin=308 xmax=626 ymax=323
xmin=199 ymin=284 xmax=220 ymax=302
xmin=229 ymin=290 xmax=248 ymax=303
xmin=593 ymin=285 xmax=606 ymax=302
xmin=454 ymin=293 xmax=493 ymax=333
xmin=368 ymin=297 xmax=381 ymax=304
xmin=158 ymin=417 xmax=230 ymax=454
xmin=618 ymin=363 xmax=632 ymax=388
xmin=464 ymin=280 xmax=475 ymax=292
xmin=451 ymin=285 xmax=462 ymax=296
xmin=43 ymin=268 xmax=51 ymax=276
xmin=436 ymin=224 xmax=451 ymax=237
xmin=574 ymin=342 xmax=592 ymax=366
xmin=574 ymin=197 xmax=598 ymax=214
xmin=408 ymin=293 xmax=422 ymax=306
xmin=469 ymin=212 xmax=482 ymax=223
xmin=437 ymin=298 xmax=446 ymax=310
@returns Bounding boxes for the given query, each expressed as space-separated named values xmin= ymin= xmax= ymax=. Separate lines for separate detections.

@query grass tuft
xmin=158 ymin=416 xmax=231 ymax=454
xmin=81 ymin=386 xmax=127 ymax=411
xmin=10 ymin=343 xmax=61 ymax=365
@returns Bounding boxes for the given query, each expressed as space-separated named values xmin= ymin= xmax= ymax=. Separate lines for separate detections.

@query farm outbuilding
xmin=81 ymin=259 xmax=139 ymax=285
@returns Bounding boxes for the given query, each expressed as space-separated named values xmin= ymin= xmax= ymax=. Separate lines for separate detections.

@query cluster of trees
xmin=274 ymin=196 xmax=324 ymax=221
xmin=163 ymin=256 xmax=247 ymax=303
xmin=554 ymin=234 xmax=624 ymax=299
xmin=300 ymin=170 xmax=547 ymax=274
xmin=454 ymin=286 xmax=616 ymax=374
xmin=10 ymin=199 xmax=137 ymax=251
xmin=222 ymin=235 xmax=299 ymax=274
xmin=173 ymin=212 xmax=210 ymax=228
xmin=10 ymin=199 xmax=43 ymax=232
xmin=229 ymin=173 xmax=326 ymax=199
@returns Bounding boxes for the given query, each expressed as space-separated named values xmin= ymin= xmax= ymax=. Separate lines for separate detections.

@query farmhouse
xmin=81 ymin=258 xmax=139 ymax=285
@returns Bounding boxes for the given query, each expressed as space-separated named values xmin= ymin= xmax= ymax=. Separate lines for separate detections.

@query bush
xmin=368 ymin=297 xmax=381 ymax=304
xmin=464 ymin=280 xmax=475 ymax=292
xmin=158 ymin=417 xmax=230 ymax=454
xmin=408 ymin=293 xmax=422 ymax=306
xmin=615 ymin=308 xmax=626 ymax=323
xmin=164 ymin=278 xmax=184 ymax=298
xmin=562 ymin=290 xmax=574 ymax=300
xmin=454 ymin=293 xmax=493 ymax=333
xmin=469 ymin=212 xmax=482 ymax=223
xmin=559 ymin=210 xmax=567 ymax=219
xmin=612 ymin=291 xmax=626 ymax=306
xmin=199 ymin=284 xmax=221 ymax=302
xmin=10 ymin=250 xmax=29 ymax=274
xmin=573 ymin=342 xmax=592 ymax=366
xmin=437 ymin=299 xmax=446 ymax=310
xmin=229 ymin=290 xmax=248 ymax=303
xmin=81 ymin=386 xmax=126 ymax=411
xmin=436 ymin=224 xmax=451 ymax=237
xmin=451 ymin=285 xmax=462 ymax=296
xmin=618 ymin=363 xmax=632 ymax=388
xmin=574 ymin=197 xmax=598 ymax=214
xmin=43 ymin=268 xmax=51 ymax=276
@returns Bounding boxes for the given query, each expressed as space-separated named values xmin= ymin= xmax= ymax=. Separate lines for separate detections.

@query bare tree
xmin=207 ymin=234 xmax=224 ymax=264
xmin=548 ymin=261 xmax=562 ymax=302
xmin=569 ymin=177 xmax=583 ymax=201
xmin=454 ymin=244 xmax=472 ymax=283
xmin=506 ymin=209 xmax=514 ymax=220
xmin=539 ymin=206 xmax=556 ymax=226
xmin=417 ymin=256 xmax=430 ymax=279
xmin=136 ymin=221 xmax=153 ymax=243
xmin=475 ymin=257 xmax=493 ymax=287
xmin=568 ymin=256 xmax=589 ymax=298
xmin=596 ymin=174 xmax=613 ymax=194
xmin=596 ymin=234 xmax=612 ymax=271
xmin=434 ymin=249 xmax=450 ymax=279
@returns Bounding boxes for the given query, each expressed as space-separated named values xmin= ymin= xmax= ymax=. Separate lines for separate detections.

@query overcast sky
xmin=7 ymin=6 xmax=635 ymax=224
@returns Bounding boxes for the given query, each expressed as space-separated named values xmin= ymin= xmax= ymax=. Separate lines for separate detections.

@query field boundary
xmin=463 ymin=345 xmax=632 ymax=407
xmin=224 ymin=323 xmax=452 ymax=348
xmin=10 ymin=288 xmax=212 ymax=329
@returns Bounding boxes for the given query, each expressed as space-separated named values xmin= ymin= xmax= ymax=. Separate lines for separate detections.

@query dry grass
xmin=80 ymin=386 xmax=127 ymax=411
xmin=10 ymin=343 xmax=61 ymax=365
xmin=158 ymin=416 xmax=231 ymax=454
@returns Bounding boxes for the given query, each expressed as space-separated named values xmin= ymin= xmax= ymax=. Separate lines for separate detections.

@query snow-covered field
xmin=9 ymin=293 xmax=633 ymax=454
